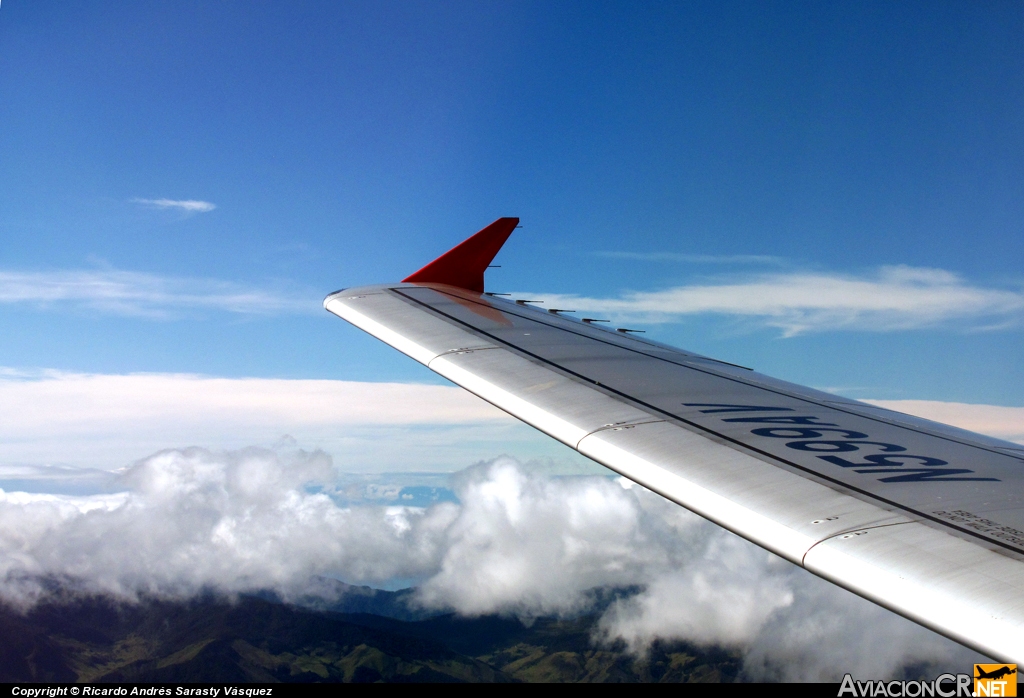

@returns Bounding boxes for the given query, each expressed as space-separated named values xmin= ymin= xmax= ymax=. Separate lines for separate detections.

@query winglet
xmin=402 ymin=217 xmax=519 ymax=293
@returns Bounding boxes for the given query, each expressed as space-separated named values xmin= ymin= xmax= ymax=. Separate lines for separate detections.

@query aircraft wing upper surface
xmin=325 ymin=219 xmax=1024 ymax=662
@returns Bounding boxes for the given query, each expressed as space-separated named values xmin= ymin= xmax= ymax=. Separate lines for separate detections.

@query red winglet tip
xmin=402 ymin=217 xmax=519 ymax=293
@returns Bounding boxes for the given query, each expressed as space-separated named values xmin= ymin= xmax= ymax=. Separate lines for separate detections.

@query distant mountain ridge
xmin=253 ymin=578 xmax=431 ymax=621
xmin=0 ymin=588 xmax=741 ymax=683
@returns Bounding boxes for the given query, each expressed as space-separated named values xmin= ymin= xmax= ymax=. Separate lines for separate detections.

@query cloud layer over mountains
xmin=0 ymin=448 xmax=980 ymax=681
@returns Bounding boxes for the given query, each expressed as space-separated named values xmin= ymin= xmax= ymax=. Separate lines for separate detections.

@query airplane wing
xmin=325 ymin=218 xmax=1024 ymax=662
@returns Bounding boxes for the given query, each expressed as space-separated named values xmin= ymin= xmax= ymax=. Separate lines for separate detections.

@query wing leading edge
xmin=325 ymin=219 xmax=1024 ymax=662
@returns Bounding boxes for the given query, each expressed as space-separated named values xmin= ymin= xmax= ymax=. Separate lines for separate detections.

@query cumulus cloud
xmin=416 ymin=460 xmax=661 ymax=617
xmin=131 ymin=198 xmax=216 ymax=212
xmin=597 ymin=528 xmax=795 ymax=647
xmin=589 ymin=482 xmax=979 ymax=680
xmin=0 ymin=447 xmax=455 ymax=606
xmin=525 ymin=265 xmax=1024 ymax=336
xmin=0 ymin=269 xmax=313 ymax=317
xmin=0 ymin=452 xmax=982 ymax=679
xmin=737 ymin=571 xmax=976 ymax=682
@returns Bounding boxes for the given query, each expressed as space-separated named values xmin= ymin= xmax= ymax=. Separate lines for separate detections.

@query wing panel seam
xmin=799 ymin=520 xmax=920 ymax=567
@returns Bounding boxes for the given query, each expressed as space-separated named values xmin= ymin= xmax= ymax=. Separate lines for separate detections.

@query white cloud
xmin=0 ymin=371 xmax=506 ymax=430
xmin=3 ymin=370 xmax=1020 ymax=475
xmin=866 ymin=400 xmax=1024 ymax=444
xmin=0 ymin=371 xmax=565 ymax=473
xmin=736 ymin=570 xmax=976 ymax=682
xmin=526 ymin=265 xmax=1024 ymax=336
xmin=0 ymin=453 xmax=982 ymax=679
xmin=597 ymin=528 xmax=796 ymax=647
xmin=0 ymin=446 xmax=457 ymax=606
xmin=131 ymin=198 xmax=216 ymax=212
xmin=414 ymin=462 xmax=978 ymax=679
xmin=591 ymin=484 xmax=979 ymax=680
xmin=0 ymin=269 xmax=312 ymax=317
xmin=416 ymin=460 xmax=659 ymax=617
xmin=7 ymin=261 xmax=1019 ymax=337
xmin=0 ymin=371 xmax=1013 ymax=678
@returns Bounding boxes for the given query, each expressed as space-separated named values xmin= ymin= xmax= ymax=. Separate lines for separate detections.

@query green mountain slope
xmin=0 ymin=592 xmax=740 ymax=683
xmin=0 ymin=595 xmax=509 ymax=683
xmin=340 ymin=612 xmax=740 ymax=682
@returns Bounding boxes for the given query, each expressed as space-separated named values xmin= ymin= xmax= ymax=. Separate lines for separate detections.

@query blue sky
xmin=1 ymin=0 xmax=1023 ymax=441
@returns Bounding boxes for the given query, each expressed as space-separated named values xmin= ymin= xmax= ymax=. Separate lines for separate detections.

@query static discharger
xmin=582 ymin=318 xmax=609 ymax=324
xmin=617 ymin=328 xmax=646 ymax=333
xmin=548 ymin=309 xmax=575 ymax=314
xmin=515 ymin=300 xmax=543 ymax=305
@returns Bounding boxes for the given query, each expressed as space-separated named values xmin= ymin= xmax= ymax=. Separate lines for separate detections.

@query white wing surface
xmin=325 ymin=220 xmax=1024 ymax=662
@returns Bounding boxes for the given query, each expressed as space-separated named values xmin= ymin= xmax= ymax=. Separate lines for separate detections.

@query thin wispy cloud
xmin=596 ymin=251 xmax=784 ymax=265
xmin=0 ymin=371 xmax=508 ymax=432
xmin=2 ymin=370 xmax=1019 ymax=476
xmin=0 ymin=371 xmax=532 ymax=472
xmin=867 ymin=400 xmax=1024 ymax=445
xmin=131 ymin=198 xmax=216 ymax=212
xmin=527 ymin=265 xmax=1024 ymax=336
xmin=0 ymin=268 xmax=311 ymax=318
